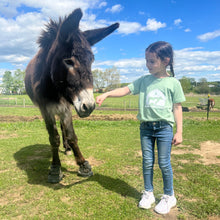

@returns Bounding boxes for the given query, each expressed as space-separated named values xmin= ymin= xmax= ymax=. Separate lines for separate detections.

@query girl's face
xmin=145 ymin=52 xmax=168 ymax=77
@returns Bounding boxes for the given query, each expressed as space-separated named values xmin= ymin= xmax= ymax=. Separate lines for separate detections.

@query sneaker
xmin=154 ymin=194 xmax=177 ymax=214
xmin=138 ymin=191 xmax=155 ymax=209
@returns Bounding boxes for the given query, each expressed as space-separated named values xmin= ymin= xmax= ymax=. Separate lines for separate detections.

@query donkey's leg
xmin=60 ymin=122 xmax=72 ymax=155
xmin=41 ymin=109 xmax=63 ymax=183
xmin=60 ymin=109 xmax=93 ymax=177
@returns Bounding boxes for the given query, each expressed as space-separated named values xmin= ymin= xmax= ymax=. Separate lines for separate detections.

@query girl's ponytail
xmin=170 ymin=63 xmax=175 ymax=77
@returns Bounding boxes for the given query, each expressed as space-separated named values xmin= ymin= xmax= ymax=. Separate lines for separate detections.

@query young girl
xmin=96 ymin=41 xmax=185 ymax=215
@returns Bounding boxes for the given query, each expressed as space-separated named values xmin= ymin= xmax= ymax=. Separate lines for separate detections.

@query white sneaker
xmin=154 ymin=194 xmax=177 ymax=214
xmin=138 ymin=191 xmax=155 ymax=209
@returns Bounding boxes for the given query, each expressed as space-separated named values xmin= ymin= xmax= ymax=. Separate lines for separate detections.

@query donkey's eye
xmin=63 ymin=59 xmax=75 ymax=68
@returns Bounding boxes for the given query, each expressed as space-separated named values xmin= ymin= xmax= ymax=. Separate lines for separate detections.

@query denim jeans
xmin=140 ymin=121 xmax=174 ymax=196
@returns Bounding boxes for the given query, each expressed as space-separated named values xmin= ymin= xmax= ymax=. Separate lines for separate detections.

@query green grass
xmin=0 ymin=103 xmax=220 ymax=219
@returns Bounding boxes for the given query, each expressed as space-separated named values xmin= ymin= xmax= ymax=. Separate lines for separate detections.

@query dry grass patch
xmin=172 ymin=141 xmax=220 ymax=165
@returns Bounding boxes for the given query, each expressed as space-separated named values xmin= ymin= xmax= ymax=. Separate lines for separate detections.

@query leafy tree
xmin=12 ymin=69 xmax=26 ymax=94
xmin=179 ymin=77 xmax=192 ymax=93
xmin=2 ymin=69 xmax=26 ymax=94
xmin=92 ymin=69 xmax=105 ymax=90
xmin=189 ymin=78 xmax=196 ymax=87
xmin=194 ymin=78 xmax=210 ymax=94
xmin=2 ymin=71 xmax=13 ymax=94
xmin=104 ymin=67 xmax=120 ymax=91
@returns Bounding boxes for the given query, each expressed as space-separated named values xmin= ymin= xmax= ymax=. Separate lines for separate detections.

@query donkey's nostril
xmin=82 ymin=103 xmax=88 ymax=112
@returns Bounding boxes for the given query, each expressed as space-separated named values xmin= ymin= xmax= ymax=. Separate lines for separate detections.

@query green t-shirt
xmin=128 ymin=75 xmax=186 ymax=126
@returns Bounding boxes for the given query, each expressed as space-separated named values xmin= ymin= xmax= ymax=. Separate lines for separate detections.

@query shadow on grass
xmin=14 ymin=144 xmax=140 ymax=200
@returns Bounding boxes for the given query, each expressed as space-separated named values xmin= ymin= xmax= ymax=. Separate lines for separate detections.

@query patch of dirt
xmin=0 ymin=186 xmax=25 ymax=206
xmin=172 ymin=141 xmax=220 ymax=165
xmin=117 ymin=165 xmax=140 ymax=175
xmin=153 ymin=206 xmax=180 ymax=220
xmin=0 ymin=130 xmax=18 ymax=139
xmin=73 ymin=114 xmax=137 ymax=121
xmin=63 ymin=155 xmax=104 ymax=167
xmin=0 ymin=115 xmax=42 ymax=122
xmin=0 ymin=114 xmax=137 ymax=122
xmin=188 ymin=107 xmax=219 ymax=112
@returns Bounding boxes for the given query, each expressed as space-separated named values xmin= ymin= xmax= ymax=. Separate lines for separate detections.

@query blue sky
xmin=0 ymin=0 xmax=220 ymax=83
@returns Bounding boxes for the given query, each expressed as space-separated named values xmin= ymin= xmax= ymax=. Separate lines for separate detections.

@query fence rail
xmin=1 ymin=95 xmax=219 ymax=111
xmin=0 ymin=97 xmax=34 ymax=108
xmin=0 ymin=97 xmax=139 ymax=110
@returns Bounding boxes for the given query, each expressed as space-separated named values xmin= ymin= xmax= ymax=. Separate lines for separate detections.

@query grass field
xmin=0 ymin=95 xmax=220 ymax=219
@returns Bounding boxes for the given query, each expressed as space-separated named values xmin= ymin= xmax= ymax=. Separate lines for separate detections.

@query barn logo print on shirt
xmin=146 ymin=89 xmax=166 ymax=108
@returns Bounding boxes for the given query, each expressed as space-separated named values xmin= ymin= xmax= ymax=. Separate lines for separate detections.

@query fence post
xmin=23 ymin=98 xmax=25 ymax=108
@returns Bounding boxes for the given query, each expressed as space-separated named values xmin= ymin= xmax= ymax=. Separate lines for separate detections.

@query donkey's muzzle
xmin=73 ymin=89 xmax=95 ymax=118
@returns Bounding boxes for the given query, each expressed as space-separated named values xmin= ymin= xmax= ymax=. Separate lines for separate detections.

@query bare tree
xmin=93 ymin=67 xmax=120 ymax=91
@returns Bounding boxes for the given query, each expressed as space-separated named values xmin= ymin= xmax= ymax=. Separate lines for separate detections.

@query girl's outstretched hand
xmin=96 ymin=93 xmax=108 ymax=106
xmin=96 ymin=87 xmax=130 ymax=106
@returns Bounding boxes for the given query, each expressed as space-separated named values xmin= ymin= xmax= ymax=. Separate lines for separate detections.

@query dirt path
xmin=0 ymin=114 xmax=138 ymax=122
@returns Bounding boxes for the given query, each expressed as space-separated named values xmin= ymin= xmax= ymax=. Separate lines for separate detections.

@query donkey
xmin=25 ymin=8 xmax=119 ymax=183
xmin=208 ymin=98 xmax=215 ymax=110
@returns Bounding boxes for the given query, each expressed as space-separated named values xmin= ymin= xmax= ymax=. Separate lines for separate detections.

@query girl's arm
xmin=96 ymin=86 xmax=131 ymax=106
xmin=172 ymin=103 xmax=183 ymax=145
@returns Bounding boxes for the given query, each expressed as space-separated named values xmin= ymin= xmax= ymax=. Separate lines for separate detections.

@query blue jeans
xmin=140 ymin=121 xmax=174 ymax=196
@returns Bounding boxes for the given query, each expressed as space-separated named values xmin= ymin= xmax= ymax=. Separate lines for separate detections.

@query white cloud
xmin=139 ymin=11 xmax=145 ymax=15
xmin=0 ymin=12 xmax=43 ymax=65
xmin=105 ymin=4 xmax=123 ymax=13
xmin=92 ymin=47 xmax=98 ymax=55
xmin=98 ymin=1 xmax=107 ymax=8
xmin=118 ymin=18 xmax=166 ymax=35
xmin=142 ymin=18 xmax=166 ymax=31
xmin=118 ymin=21 xmax=141 ymax=34
xmin=0 ymin=0 xmax=102 ymax=18
xmin=197 ymin=29 xmax=220 ymax=42
xmin=174 ymin=48 xmax=220 ymax=80
xmin=174 ymin=18 xmax=182 ymax=26
xmin=184 ymin=28 xmax=191 ymax=32
xmin=0 ymin=1 xmax=20 ymax=18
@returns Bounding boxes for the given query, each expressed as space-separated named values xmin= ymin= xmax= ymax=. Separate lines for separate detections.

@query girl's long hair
xmin=146 ymin=41 xmax=175 ymax=77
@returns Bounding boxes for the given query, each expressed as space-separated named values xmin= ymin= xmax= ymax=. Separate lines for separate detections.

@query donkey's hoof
xmin=48 ymin=165 xmax=63 ymax=183
xmin=78 ymin=161 xmax=93 ymax=177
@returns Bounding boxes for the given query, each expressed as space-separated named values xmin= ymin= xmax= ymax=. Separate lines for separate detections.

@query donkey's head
xmin=44 ymin=9 xmax=119 ymax=117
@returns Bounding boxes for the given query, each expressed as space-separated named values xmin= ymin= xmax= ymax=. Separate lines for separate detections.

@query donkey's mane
xmin=37 ymin=18 xmax=62 ymax=49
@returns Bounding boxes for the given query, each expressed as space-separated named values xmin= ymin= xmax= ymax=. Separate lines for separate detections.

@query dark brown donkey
xmin=25 ymin=8 xmax=119 ymax=183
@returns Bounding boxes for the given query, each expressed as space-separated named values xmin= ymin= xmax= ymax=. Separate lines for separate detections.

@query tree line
xmin=1 ymin=70 xmax=26 ymax=94
xmin=179 ymin=77 xmax=220 ymax=95
xmin=1 ymin=68 xmax=220 ymax=95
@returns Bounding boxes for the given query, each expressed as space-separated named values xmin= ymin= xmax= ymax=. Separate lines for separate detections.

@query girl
xmin=96 ymin=41 xmax=185 ymax=215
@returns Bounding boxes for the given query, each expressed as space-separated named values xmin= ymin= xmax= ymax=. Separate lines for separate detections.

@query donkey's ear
xmin=83 ymin=23 xmax=119 ymax=46
xmin=59 ymin=8 xmax=82 ymax=42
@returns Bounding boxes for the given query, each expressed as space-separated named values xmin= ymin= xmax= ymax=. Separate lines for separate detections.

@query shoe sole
xmin=154 ymin=201 xmax=176 ymax=214
xmin=138 ymin=200 xmax=155 ymax=209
